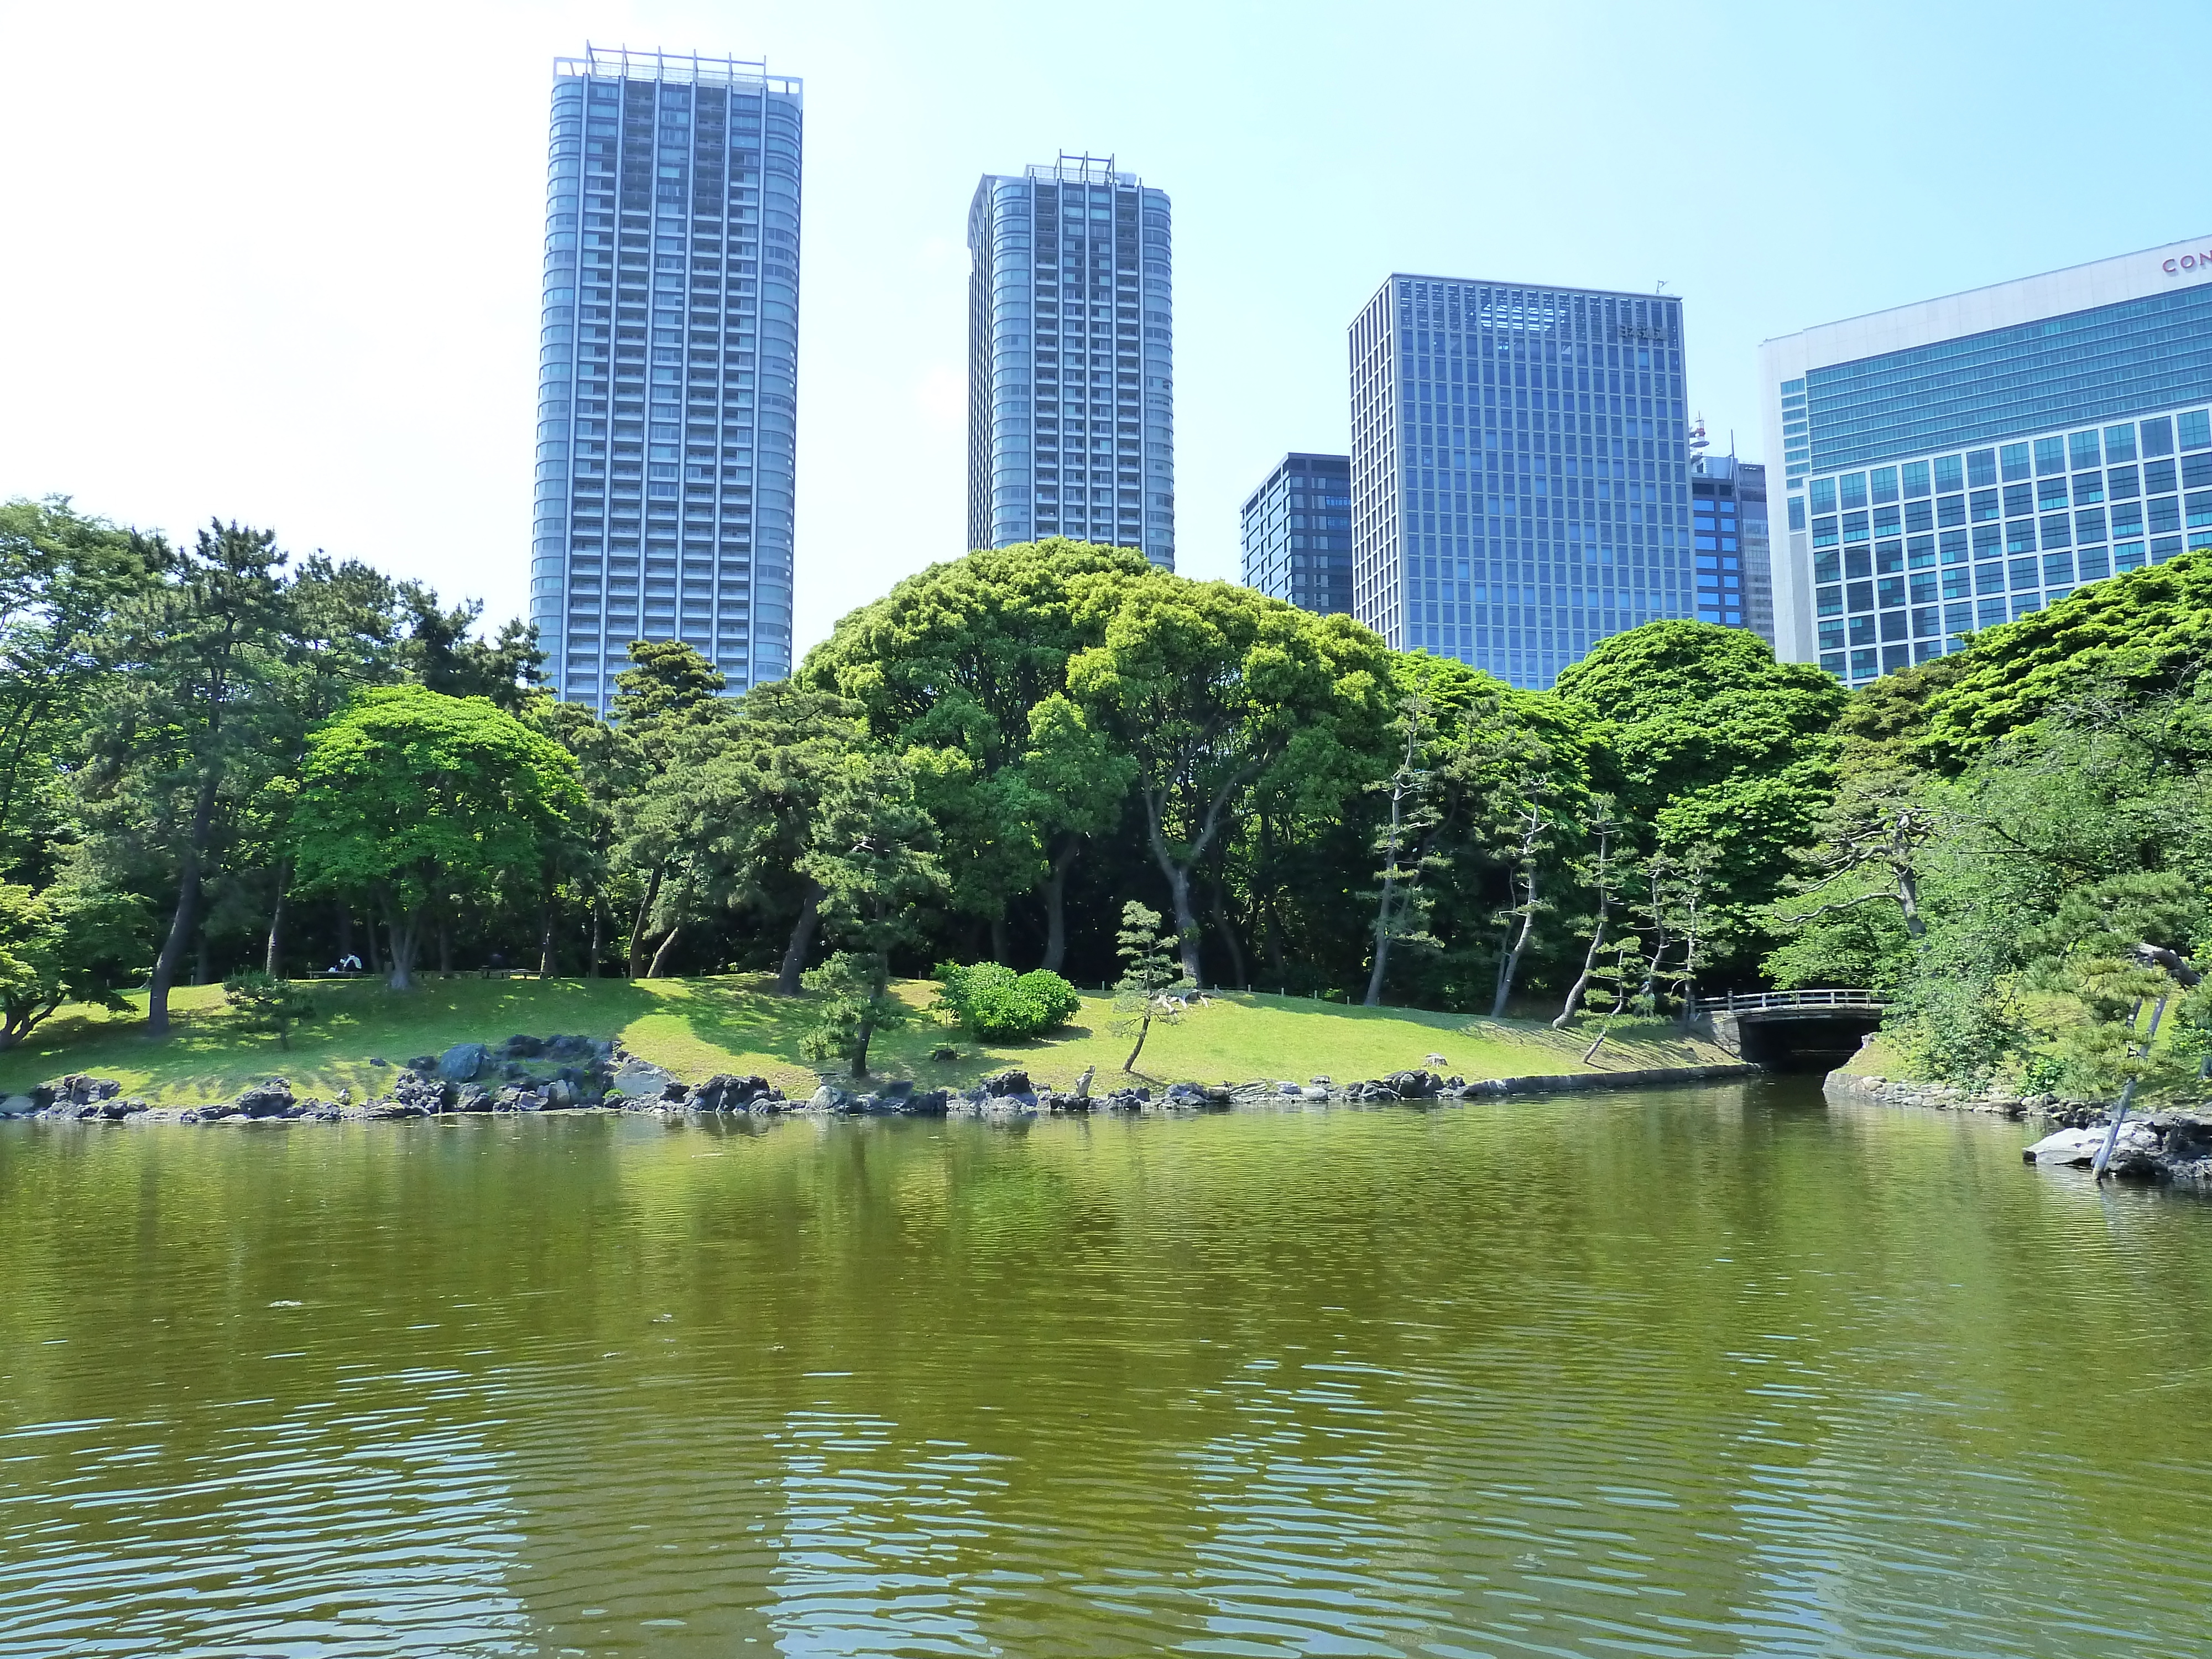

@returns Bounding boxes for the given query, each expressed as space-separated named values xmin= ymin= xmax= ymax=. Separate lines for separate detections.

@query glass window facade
xmin=1764 ymin=243 xmax=2212 ymax=684
xmin=966 ymin=155 xmax=1173 ymax=566
xmin=1240 ymin=453 xmax=1351 ymax=614
xmin=1689 ymin=452 xmax=1772 ymax=645
xmin=531 ymin=47 xmax=801 ymax=713
xmin=1798 ymin=285 xmax=2212 ymax=477
xmin=1348 ymin=276 xmax=1695 ymax=690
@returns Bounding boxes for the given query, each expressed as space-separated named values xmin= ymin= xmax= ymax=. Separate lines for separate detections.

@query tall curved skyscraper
xmin=531 ymin=46 xmax=801 ymax=709
xmin=966 ymin=154 xmax=1173 ymax=566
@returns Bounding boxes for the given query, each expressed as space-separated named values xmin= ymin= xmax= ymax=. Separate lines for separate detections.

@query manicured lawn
xmin=0 ymin=975 xmax=1733 ymax=1105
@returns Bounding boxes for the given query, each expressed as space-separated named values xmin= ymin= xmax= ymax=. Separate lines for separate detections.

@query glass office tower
xmin=1759 ymin=236 xmax=2212 ymax=684
xmin=967 ymin=155 xmax=1173 ymax=565
xmin=532 ymin=47 xmax=801 ymax=711
xmin=1240 ymin=453 xmax=1352 ymax=613
xmin=1349 ymin=275 xmax=1695 ymax=689
xmin=1688 ymin=451 xmax=1773 ymax=645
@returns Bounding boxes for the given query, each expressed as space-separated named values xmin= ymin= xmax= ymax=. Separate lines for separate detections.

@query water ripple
xmin=3 ymin=1085 xmax=2212 ymax=1655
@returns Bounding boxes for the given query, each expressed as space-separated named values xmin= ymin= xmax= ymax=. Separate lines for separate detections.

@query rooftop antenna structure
xmin=1689 ymin=414 xmax=1710 ymax=458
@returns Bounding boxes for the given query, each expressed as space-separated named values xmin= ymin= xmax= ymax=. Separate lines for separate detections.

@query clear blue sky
xmin=5 ymin=0 xmax=2209 ymax=657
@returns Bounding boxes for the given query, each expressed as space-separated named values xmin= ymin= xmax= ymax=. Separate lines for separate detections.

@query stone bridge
xmin=1694 ymin=989 xmax=1887 ymax=1071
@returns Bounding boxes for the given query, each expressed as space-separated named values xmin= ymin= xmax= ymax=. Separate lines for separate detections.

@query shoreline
xmin=2 ymin=1046 xmax=1766 ymax=1127
xmin=1824 ymin=1070 xmax=2212 ymax=1183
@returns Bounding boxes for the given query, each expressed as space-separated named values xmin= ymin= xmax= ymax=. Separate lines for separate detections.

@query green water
xmin=4 ymin=1082 xmax=2210 ymax=1657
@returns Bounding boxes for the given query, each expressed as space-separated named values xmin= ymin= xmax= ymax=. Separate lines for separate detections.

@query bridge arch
xmin=1696 ymin=990 xmax=1888 ymax=1073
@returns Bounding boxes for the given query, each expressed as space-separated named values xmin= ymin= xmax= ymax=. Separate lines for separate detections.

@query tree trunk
xmin=1491 ymin=869 xmax=1538 ymax=1019
xmin=1140 ymin=784 xmax=1245 ymax=990
xmin=383 ymin=893 xmax=422 ymax=990
xmin=1211 ymin=877 xmax=1248 ymax=991
xmin=627 ymin=859 xmax=666 ymax=979
xmin=850 ymin=953 xmax=886 ymax=1078
xmin=587 ymin=900 xmax=604 ymax=978
xmin=1040 ymin=837 xmax=1079 ymax=973
xmin=1162 ymin=862 xmax=1201 ymax=986
xmin=647 ymin=925 xmax=682 ymax=979
xmin=538 ymin=896 xmax=558 ymax=978
xmin=1366 ymin=759 xmax=1413 ymax=1008
xmin=1258 ymin=811 xmax=1286 ymax=980
xmin=1553 ymin=899 xmax=1611 ymax=1030
xmin=1364 ymin=925 xmax=1392 ymax=1008
xmin=148 ymin=766 xmax=222 ymax=1035
xmin=777 ymin=883 xmax=821 ymax=995
xmin=989 ymin=914 xmax=1010 ymax=966
xmin=1122 ymin=1009 xmax=1154 ymax=1073
xmin=1897 ymin=865 xmax=1927 ymax=939
xmin=264 ymin=857 xmax=290 ymax=977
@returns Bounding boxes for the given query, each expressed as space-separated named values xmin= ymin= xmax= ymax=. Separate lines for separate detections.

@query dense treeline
xmin=0 ymin=502 xmax=1851 ymax=1057
xmin=16 ymin=491 xmax=2206 ymax=1096
xmin=1771 ymin=550 xmax=2212 ymax=1098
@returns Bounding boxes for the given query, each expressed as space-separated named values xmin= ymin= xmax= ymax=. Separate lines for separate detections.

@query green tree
xmin=1363 ymin=692 xmax=1443 ymax=1006
xmin=1556 ymin=620 xmax=1846 ymax=984
xmin=80 ymin=523 xmax=294 ymax=1033
xmin=801 ymin=540 xmax=1147 ymax=966
xmin=796 ymin=750 xmax=944 ymax=1076
xmin=290 ymin=686 xmax=585 ymax=989
xmin=1550 ymin=796 xmax=1627 ymax=1029
xmin=1068 ymin=573 xmax=1392 ymax=985
xmin=1109 ymin=901 xmax=1190 ymax=1072
xmin=609 ymin=640 xmax=726 ymax=977
xmin=1901 ymin=547 xmax=2212 ymax=767
xmin=0 ymin=498 xmax=154 ymax=884
xmin=249 ymin=555 xmax=415 ymax=975
xmin=0 ymin=873 xmax=142 ymax=1051
xmin=1359 ymin=654 xmax=1589 ymax=1015
xmin=221 ymin=969 xmax=315 ymax=1050
xmin=625 ymin=681 xmax=867 ymax=991
xmin=400 ymin=587 xmax=547 ymax=712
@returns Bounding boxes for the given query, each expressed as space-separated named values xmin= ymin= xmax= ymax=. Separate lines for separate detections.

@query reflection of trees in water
xmin=7 ymin=1102 xmax=2212 ymax=1652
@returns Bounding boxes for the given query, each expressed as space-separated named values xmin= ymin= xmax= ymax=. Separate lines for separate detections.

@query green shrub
xmin=933 ymin=962 xmax=1082 ymax=1041
xmin=221 ymin=971 xmax=316 ymax=1050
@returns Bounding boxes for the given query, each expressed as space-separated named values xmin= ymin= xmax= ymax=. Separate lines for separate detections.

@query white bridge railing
xmin=1693 ymin=988 xmax=1887 ymax=1016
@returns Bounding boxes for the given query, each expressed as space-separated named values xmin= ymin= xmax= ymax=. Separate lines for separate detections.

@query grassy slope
xmin=0 ymin=975 xmax=1733 ymax=1105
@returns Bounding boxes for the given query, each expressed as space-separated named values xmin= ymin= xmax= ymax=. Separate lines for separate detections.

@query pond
xmin=3 ymin=1081 xmax=2210 ymax=1657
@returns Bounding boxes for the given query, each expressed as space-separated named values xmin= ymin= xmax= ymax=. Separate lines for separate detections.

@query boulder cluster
xmin=1826 ymin=1072 xmax=2212 ymax=1184
xmin=0 ymin=1052 xmax=1758 ymax=1131
xmin=0 ymin=1053 xmax=1510 ymax=1127
xmin=2022 ymin=1114 xmax=2212 ymax=1182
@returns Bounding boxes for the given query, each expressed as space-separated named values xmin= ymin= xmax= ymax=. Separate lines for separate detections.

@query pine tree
xmin=1110 ymin=901 xmax=1191 ymax=1072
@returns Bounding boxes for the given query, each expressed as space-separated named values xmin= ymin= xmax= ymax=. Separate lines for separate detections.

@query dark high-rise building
xmin=967 ymin=154 xmax=1173 ymax=564
xmin=1688 ymin=450 xmax=1772 ymax=644
xmin=532 ymin=46 xmax=801 ymax=711
xmin=1240 ymin=453 xmax=1352 ymax=613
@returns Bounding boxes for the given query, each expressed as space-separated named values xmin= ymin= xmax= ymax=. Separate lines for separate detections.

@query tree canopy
xmin=291 ymin=686 xmax=585 ymax=988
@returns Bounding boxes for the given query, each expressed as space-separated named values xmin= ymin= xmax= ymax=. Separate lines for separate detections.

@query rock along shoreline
xmin=0 ymin=1037 xmax=1760 ymax=1128
xmin=1824 ymin=1071 xmax=2212 ymax=1185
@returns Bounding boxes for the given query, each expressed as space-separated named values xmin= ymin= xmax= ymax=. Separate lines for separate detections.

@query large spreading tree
xmin=1067 ymin=572 xmax=1393 ymax=987
xmin=290 ymin=686 xmax=585 ymax=989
